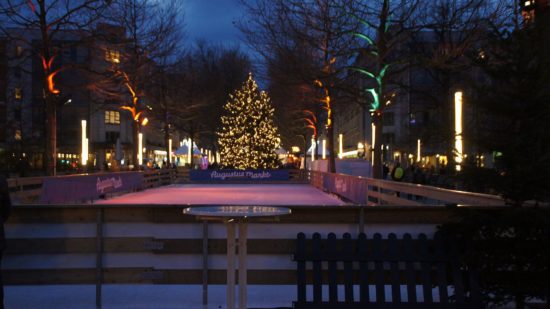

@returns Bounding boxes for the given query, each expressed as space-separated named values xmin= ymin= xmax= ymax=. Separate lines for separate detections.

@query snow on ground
xmin=95 ymin=184 xmax=346 ymax=206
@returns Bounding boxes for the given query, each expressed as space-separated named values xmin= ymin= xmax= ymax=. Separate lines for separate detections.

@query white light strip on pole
xmin=187 ymin=138 xmax=192 ymax=164
xmin=322 ymin=139 xmax=326 ymax=160
xmin=81 ymin=120 xmax=88 ymax=165
xmin=338 ymin=134 xmax=343 ymax=159
xmin=311 ymin=137 xmax=315 ymax=162
xmin=455 ymin=91 xmax=463 ymax=171
xmin=168 ymin=138 xmax=172 ymax=164
xmin=417 ymin=139 xmax=421 ymax=162
xmin=138 ymin=133 xmax=143 ymax=166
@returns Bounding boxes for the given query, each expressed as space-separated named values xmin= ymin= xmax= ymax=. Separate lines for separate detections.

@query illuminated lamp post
xmin=322 ymin=139 xmax=327 ymax=160
xmin=454 ymin=91 xmax=463 ymax=171
xmin=417 ymin=139 xmax=421 ymax=163
xmin=311 ymin=137 xmax=316 ymax=162
xmin=187 ymin=138 xmax=192 ymax=164
xmin=168 ymin=138 xmax=173 ymax=166
xmin=338 ymin=134 xmax=343 ymax=159
xmin=138 ymin=133 xmax=143 ymax=167
xmin=81 ymin=120 xmax=88 ymax=166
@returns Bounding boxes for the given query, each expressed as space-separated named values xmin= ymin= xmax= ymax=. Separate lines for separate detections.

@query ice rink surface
xmin=94 ymin=183 xmax=346 ymax=206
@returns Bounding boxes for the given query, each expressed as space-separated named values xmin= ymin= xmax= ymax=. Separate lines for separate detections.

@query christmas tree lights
xmin=218 ymin=73 xmax=281 ymax=169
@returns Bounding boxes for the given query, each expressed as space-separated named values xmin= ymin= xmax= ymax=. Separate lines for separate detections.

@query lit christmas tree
xmin=218 ymin=73 xmax=281 ymax=169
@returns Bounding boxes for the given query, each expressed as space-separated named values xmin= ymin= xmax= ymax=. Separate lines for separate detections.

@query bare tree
xmin=238 ymin=0 xmax=364 ymax=173
xmin=407 ymin=0 xmax=509 ymax=166
xmin=0 ymin=0 xmax=111 ymax=175
xmin=266 ymin=47 xmax=322 ymax=165
xmin=94 ymin=0 xmax=183 ymax=169
xmin=176 ymin=43 xmax=251 ymax=162
xmin=346 ymin=0 xmax=422 ymax=178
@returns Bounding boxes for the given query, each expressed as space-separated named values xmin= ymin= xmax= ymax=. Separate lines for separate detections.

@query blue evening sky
xmin=184 ymin=0 xmax=244 ymax=47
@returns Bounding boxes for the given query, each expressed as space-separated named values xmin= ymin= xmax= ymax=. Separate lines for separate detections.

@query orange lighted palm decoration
xmin=28 ymin=1 xmax=62 ymax=95
xmin=41 ymin=54 xmax=62 ymax=94
xmin=119 ymin=72 xmax=148 ymax=126
xmin=313 ymin=80 xmax=332 ymax=128
xmin=303 ymin=109 xmax=318 ymax=138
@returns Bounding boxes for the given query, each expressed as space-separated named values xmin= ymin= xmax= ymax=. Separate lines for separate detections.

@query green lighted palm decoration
xmin=345 ymin=0 xmax=395 ymax=179
xmin=350 ymin=64 xmax=390 ymax=113
xmin=347 ymin=1 xmax=392 ymax=114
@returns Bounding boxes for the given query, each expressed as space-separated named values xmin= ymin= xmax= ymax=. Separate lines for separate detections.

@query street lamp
xmin=81 ymin=120 xmax=88 ymax=166
xmin=311 ymin=137 xmax=316 ymax=162
xmin=138 ymin=133 xmax=143 ymax=166
xmin=417 ymin=139 xmax=421 ymax=163
xmin=322 ymin=139 xmax=326 ymax=160
xmin=454 ymin=91 xmax=463 ymax=171
xmin=187 ymin=138 xmax=192 ymax=164
xmin=338 ymin=134 xmax=343 ymax=159
xmin=168 ymin=138 xmax=172 ymax=165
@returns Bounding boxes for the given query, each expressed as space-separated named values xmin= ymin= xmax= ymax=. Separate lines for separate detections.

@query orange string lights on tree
xmin=40 ymin=54 xmax=62 ymax=95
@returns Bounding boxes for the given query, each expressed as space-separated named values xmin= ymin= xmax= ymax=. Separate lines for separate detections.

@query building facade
xmin=0 ymin=25 xmax=183 ymax=174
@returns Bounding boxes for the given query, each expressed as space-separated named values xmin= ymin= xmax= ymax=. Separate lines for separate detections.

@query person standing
xmin=391 ymin=162 xmax=404 ymax=182
xmin=0 ymin=175 xmax=12 ymax=308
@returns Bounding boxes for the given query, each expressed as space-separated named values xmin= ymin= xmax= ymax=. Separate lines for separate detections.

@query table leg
xmin=238 ymin=221 xmax=247 ymax=309
xmin=202 ymin=220 xmax=208 ymax=306
xmin=227 ymin=221 xmax=236 ymax=309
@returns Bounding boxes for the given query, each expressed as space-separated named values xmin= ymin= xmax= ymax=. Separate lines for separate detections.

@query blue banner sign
xmin=40 ymin=172 xmax=144 ymax=204
xmin=190 ymin=169 xmax=289 ymax=181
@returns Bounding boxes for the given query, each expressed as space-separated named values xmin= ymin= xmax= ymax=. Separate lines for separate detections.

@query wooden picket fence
xmin=294 ymin=232 xmax=483 ymax=309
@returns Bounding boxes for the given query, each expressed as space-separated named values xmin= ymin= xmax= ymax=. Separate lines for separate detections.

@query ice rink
xmin=94 ymin=183 xmax=346 ymax=206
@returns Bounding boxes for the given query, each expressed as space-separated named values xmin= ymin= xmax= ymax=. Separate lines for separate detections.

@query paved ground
xmin=94 ymin=184 xmax=346 ymax=206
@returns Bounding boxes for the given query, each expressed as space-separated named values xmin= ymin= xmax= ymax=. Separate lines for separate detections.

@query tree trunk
xmin=189 ymin=127 xmax=195 ymax=168
xmin=372 ymin=113 xmax=383 ymax=179
xmin=132 ymin=121 xmax=139 ymax=170
xmin=44 ymin=95 xmax=57 ymax=176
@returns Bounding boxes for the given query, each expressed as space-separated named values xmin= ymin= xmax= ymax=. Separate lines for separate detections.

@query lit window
xmin=105 ymin=49 xmax=120 ymax=63
xmin=105 ymin=110 xmax=120 ymax=125
xmin=15 ymin=87 xmax=22 ymax=100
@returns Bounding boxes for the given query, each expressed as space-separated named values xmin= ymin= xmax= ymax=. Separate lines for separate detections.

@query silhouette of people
xmin=200 ymin=154 xmax=208 ymax=170
xmin=391 ymin=162 xmax=404 ymax=182
xmin=0 ymin=174 xmax=12 ymax=308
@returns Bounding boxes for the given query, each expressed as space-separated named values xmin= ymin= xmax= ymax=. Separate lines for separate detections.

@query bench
xmin=293 ymin=232 xmax=483 ymax=309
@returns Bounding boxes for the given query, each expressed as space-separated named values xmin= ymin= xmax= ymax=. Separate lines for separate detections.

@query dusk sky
xmin=184 ymin=0 xmax=244 ymax=47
